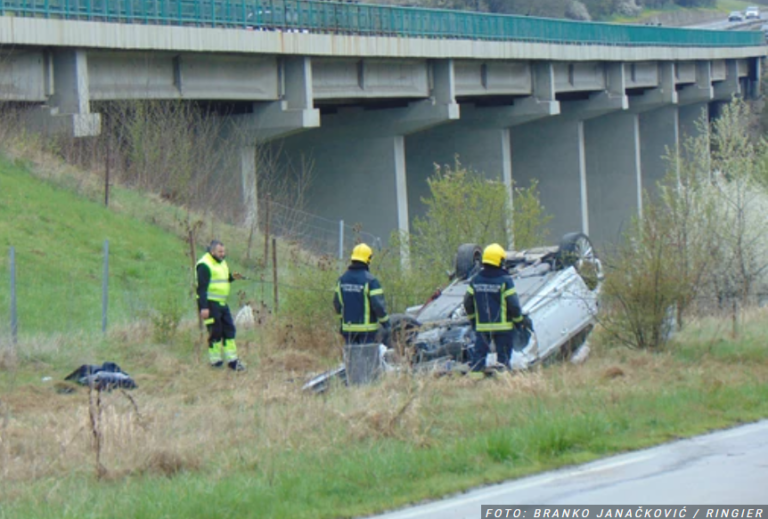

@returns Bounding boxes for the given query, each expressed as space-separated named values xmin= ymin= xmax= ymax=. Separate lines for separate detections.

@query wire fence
xmin=2 ymin=238 xmax=767 ymax=341
xmin=258 ymin=197 xmax=382 ymax=259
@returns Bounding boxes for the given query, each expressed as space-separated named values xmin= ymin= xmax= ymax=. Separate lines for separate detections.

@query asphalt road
xmin=371 ymin=420 xmax=768 ymax=519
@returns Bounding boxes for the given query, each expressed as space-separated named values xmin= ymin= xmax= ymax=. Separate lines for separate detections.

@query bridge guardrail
xmin=0 ymin=0 xmax=763 ymax=46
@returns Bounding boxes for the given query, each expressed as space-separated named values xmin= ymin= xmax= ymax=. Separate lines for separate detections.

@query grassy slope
xmin=0 ymin=154 xmax=190 ymax=336
xmin=1 ymin=153 xmax=767 ymax=519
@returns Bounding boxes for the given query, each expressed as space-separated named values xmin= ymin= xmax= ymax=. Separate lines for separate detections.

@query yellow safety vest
xmin=196 ymin=253 xmax=231 ymax=303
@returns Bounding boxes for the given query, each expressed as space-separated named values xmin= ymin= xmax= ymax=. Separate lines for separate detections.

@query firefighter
xmin=196 ymin=240 xmax=246 ymax=371
xmin=333 ymin=243 xmax=390 ymax=345
xmin=463 ymin=243 xmax=531 ymax=371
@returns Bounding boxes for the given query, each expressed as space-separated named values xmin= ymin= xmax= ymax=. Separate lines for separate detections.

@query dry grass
xmin=0 ymin=308 xmax=767 ymax=510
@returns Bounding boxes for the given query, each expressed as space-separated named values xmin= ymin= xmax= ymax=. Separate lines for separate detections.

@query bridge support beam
xmin=584 ymin=112 xmax=642 ymax=245
xmin=510 ymin=118 xmax=588 ymax=240
xmin=404 ymin=62 xmax=560 ymax=243
xmin=270 ymin=59 xmax=459 ymax=246
xmin=27 ymin=49 xmax=101 ymax=138
xmin=639 ymin=105 xmax=679 ymax=195
xmin=229 ymin=56 xmax=320 ymax=225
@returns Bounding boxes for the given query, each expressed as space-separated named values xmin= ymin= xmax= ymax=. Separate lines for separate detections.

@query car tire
xmin=556 ymin=232 xmax=602 ymax=290
xmin=455 ymin=243 xmax=482 ymax=280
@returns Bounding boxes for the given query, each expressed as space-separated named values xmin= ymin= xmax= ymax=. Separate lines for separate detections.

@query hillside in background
xmin=369 ymin=0 xmax=768 ymax=22
xmin=0 ymin=154 xmax=191 ymax=336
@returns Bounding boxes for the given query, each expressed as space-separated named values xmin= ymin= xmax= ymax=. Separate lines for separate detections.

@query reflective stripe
xmin=477 ymin=322 xmax=514 ymax=332
xmin=500 ymin=282 xmax=508 ymax=327
xmin=204 ymin=318 xmax=215 ymax=325
xmin=472 ymin=280 xmax=514 ymax=331
xmin=512 ymin=315 xmax=524 ymax=324
xmin=369 ymin=288 xmax=384 ymax=296
xmin=466 ymin=313 xmax=475 ymax=320
xmin=341 ymin=281 xmax=380 ymax=333
xmin=343 ymin=323 xmax=380 ymax=332
xmin=466 ymin=285 xmax=475 ymax=295
xmin=207 ymin=294 xmax=227 ymax=302
xmin=379 ymin=315 xmax=390 ymax=324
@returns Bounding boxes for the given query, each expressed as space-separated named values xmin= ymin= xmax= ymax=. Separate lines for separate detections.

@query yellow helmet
xmin=482 ymin=243 xmax=506 ymax=267
xmin=351 ymin=243 xmax=373 ymax=265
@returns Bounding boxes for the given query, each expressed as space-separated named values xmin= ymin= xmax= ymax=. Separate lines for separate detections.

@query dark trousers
xmin=206 ymin=302 xmax=236 ymax=345
xmin=470 ymin=331 xmax=514 ymax=371
xmin=341 ymin=331 xmax=378 ymax=345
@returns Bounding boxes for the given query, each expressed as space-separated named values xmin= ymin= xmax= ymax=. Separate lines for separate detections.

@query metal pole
xmin=339 ymin=219 xmax=344 ymax=260
xmin=10 ymin=247 xmax=17 ymax=345
xmin=272 ymin=237 xmax=279 ymax=313
xmin=102 ymin=240 xmax=109 ymax=334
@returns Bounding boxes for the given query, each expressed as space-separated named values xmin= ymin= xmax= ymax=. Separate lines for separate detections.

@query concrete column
xmin=679 ymin=103 xmax=709 ymax=142
xmin=233 ymin=56 xmax=320 ymax=143
xmin=584 ymin=112 xmax=642 ymax=244
xmin=639 ymin=105 xmax=679 ymax=195
xmin=28 ymin=49 xmax=101 ymax=137
xmin=405 ymin=126 xmax=512 ymax=224
xmin=272 ymin=132 xmax=408 ymax=242
xmin=510 ymin=118 xmax=588 ymax=239
xmin=240 ymin=145 xmax=258 ymax=227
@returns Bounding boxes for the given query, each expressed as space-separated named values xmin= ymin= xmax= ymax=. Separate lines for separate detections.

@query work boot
xmin=228 ymin=359 xmax=246 ymax=372
xmin=210 ymin=361 xmax=224 ymax=368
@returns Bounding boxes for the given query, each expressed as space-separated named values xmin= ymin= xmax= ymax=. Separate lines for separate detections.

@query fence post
xmin=10 ymin=247 xmax=17 ymax=346
xmin=263 ymin=193 xmax=270 ymax=267
xmin=102 ymin=240 xmax=109 ymax=334
xmin=272 ymin=237 xmax=279 ymax=312
xmin=338 ymin=219 xmax=344 ymax=260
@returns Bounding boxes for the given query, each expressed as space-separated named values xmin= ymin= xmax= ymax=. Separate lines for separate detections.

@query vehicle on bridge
xmin=745 ymin=6 xmax=761 ymax=19
xmin=729 ymin=11 xmax=745 ymax=22
xmin=303 ymin=233 xmax=602 ymax=393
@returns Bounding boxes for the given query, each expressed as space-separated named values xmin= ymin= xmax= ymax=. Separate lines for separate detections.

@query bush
xmin=601 ymin=99 xmax=768 ymax=350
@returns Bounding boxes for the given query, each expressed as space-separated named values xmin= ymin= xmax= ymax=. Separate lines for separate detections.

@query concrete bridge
xmin=0 ymin=0 xmax=765 ymax=246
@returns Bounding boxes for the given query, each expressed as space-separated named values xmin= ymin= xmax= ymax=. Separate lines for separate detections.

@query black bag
xmin=64 ymin=362 xmax=137 ymax=391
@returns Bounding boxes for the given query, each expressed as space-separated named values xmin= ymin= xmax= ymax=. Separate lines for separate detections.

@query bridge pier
xmin=230 ymin=56 xmax=320 ymax=226
xmin=510 ymin=117 xmax=588 ymax=241
xmin=27 ymin=49 xmax=101 ymax=138
xmin=584 ymin=112 xmax=642 ymax=245
xmin=269 ymin=60 xmax=459 ymax=246
xmin=404 ymin=62 xmax=560 ymax=247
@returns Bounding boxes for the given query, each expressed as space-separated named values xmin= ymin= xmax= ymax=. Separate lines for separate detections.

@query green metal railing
xmin=0 ymin=0 xmax=763 ymax=47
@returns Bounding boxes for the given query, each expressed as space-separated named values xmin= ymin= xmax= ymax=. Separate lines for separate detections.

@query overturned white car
xmin=391 ymin=232 xmax=602 ymax=371
xmin=303 ymin=233 xmax=602 ymax=392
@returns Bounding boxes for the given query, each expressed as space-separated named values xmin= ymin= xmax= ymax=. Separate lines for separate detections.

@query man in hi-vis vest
xmin=196 ymin=240 xmax=245 ymax=371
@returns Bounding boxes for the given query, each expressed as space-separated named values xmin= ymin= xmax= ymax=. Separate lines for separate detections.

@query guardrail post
xmin=338 ymin=219 xmax=344 ymax=260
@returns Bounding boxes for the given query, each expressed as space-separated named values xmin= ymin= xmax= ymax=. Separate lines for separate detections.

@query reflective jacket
xmin=196 ymin=253 xmax=232 ymax=307
xmin=333 ymin=262 xmax=389 ymax=333
xmin=463 ymin=265 xmax=523 ymax=332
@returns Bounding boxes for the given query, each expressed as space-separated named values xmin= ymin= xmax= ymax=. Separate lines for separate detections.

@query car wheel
xmin=556 ymin=233 xmax=602 ymax=290
xmin=455 ymin=243 xmax=482 ymax=280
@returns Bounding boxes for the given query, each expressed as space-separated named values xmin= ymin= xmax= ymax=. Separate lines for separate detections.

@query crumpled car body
xmin=396 ymin=232 xmax=601 ymax=370
xmin=303 ymin=233 xmax=601 ymax=393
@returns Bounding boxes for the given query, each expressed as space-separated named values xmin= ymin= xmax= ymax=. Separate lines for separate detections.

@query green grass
xmin=1 ymin=314 xmax=767 ymax=519
xmin=1 ymin=143 xmax=768 ymax=519
xmin=0 ymin=154 xmax=195 ymax=336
